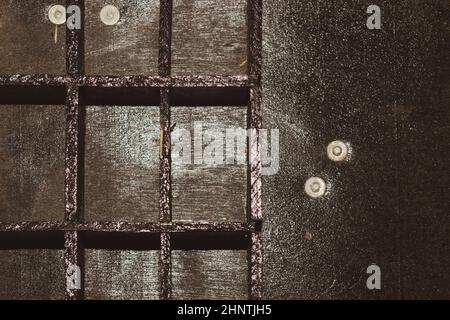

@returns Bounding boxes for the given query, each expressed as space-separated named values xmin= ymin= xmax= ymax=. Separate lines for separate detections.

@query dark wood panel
xmin=262 ymin=0 xmax=400 ymax=299
xmin=172 ymin=106 xmax=247 ymax=222
xmin=85 ymin=106 xmax=160 ymax=222
xmin=0 ymin=0 xmax=66 ymax=74
xmin=85 ymin=0 xmax=160 ymax=75
xmin=0 ymin=249 xmax=65 ymax=299
xmin=0 ymin=105 xmax=65 ymax=222
xmin=263 ymin=0 xmax=450 ymax=299
xmin=172 ymin=250 xmax=248 ymax=299
xmin=171 ymin=0 xmax=247 ymax=75
xmin=394 ymin=1 xmax=450 ymax=299
xmin=84 ymin=249 xmax=159 ymax=299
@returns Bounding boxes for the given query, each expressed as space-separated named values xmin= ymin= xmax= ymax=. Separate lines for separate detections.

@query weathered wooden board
xmin=85 ymin=106 xmax=160 ymax=222
xmin=0 ymin=105 xmax=65 ymax=222
xmin=85 ymin=0 xmax=160 ymax=75
xmin=172 ymin=250 xmax=247 ymax=299
xmin=263 ymin=0 xmax=450 ymax=299
xmin=84 ymin=249 xmax=159 ymax=299
xmin=171 ymin=0 xmax=247 ymax=75
xmin=0 ymin=249 xmax=65 ymax=299
xmin=1 ymin=0 xmax=449 ymax=301
xmin=0 ymin=0 xmax=66 ymax=74
xmin=172 ymin=106 xmax=247 ymax=222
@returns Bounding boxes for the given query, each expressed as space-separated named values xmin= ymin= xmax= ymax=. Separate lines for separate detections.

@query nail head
xmin=100 ymin=5 xmax=120 ymax=25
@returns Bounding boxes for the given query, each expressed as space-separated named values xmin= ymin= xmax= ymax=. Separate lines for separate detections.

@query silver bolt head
xmin=48 ymin=5 xmax=67 ymax=25
xmin=327 ymin=140 xmax=349 ymax=162
xmin=100 ymin=5 xmax=120 ymax=25
xmin=305 ymin=177 xmax=326 ymax=198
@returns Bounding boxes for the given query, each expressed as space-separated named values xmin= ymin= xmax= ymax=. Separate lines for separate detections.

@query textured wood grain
xmin=172 ymin=106 xmax=247 ymax=222
xmin=262 ymin=0 xmax=450 ymax=299
xmin=0 ymin=0 xmax=66 ymax=74
xmin=0 ymin=105 xmax=65 ymax=222
xmin=85 ymin=0 xmax=159 ymax=75
xmin=172 ymin=250 xmax=248 ymax=299
xmin=84 ymin=249 xmax=159 ymax=299
xmin=171 ymin=0 xmax=247 ymax=75
xmin=85 ymin=106 xmax=160 ymax=222
xmin=0 ymin=249 xmax=65 ymax=299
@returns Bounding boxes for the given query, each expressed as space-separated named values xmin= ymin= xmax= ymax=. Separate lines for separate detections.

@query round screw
xmin=100 ymin=5 xmax=120 ymax=25
xmin=305 ymin=177 xmax=326 ymax=198
xmin=48 ymin=5 xmax=67 ymax=25
xmin=327 ymin=140 xmax=349 ymax=162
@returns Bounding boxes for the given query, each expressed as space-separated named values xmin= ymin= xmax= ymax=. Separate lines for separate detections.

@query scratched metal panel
xmin=0 ymin=249 xmax=65 ymax=299
xmin=172 ymin=107 xmax=247 ymax=222
xmin=84 ymin=249 xmax=159 ymax=299
xmin=85 ymin=0 xmax=159 ymax=75
xmin=0 ymin=105 xmax=65 ymax=222
xmin=0 ymin=0 xmax=66 ymax=74
xmin=172 ymin=250 xmax=248 ymax=299
xmin=171 ymin=0 xmax=247 ymax=75
xmin=85 ymin=106 xmax=160 ymax=222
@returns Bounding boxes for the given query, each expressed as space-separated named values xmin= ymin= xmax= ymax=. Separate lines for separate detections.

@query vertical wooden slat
xmin=160 ymin=232 xmax=172 ymax=299
xmin=66 ymin=0 xmax=85 ymax=76
xmin=159 ymin=0 xmax=173 ymax=77
xmin=248 ymin=0 xmax=262 ymax=83
xmin=249 ymin=231 xmax=263 ymax=299
xmin=65 ymin=231 xmax=84 ymax=299
xmin=248 ymin=0 xmax=263 ymax=299
xmin=65 ymin=0 xmax=85 ymax=300
xmin=159 ymin=0 xmax=173 ymax=300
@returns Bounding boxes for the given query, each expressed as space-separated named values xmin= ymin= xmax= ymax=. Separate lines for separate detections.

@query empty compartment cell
xmin=85 ymin=106 xmax=160 ymax=222
xmin=0 ymin=1 xmax=66 ymax=74
xmin=171 ymin=106 xmax=247 ymax=222
xmin=0 ymin=249 xmax=65 ymax=299
xmin=172 ymin=0 xmax=248 ymax=75
xmin=0 ymin=105 xmax=65 ymax=222
xmin=172 ymin=250 xmax=248 ymax=299
xmin=85 ymin=0 xmax=160 ymax=75
xmin=85 ymin=249 xmax=159 ymax=299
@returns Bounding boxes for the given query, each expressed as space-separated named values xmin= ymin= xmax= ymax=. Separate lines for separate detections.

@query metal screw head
xmin=100 ymin=5 xmax=120 ymax=25
xmin=305 ymin=177 xmax=326 ymax=198
xmin=48 ymin=5 xmax=67 ymax=25
xmin=327 ymin=140 xmax=349 ymax=162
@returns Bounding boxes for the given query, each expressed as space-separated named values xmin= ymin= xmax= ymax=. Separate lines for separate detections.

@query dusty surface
xmin=262 ymin=0 xmax=450 ymax=299
xmin=0 ymin=0 xmax=450 ymax=299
